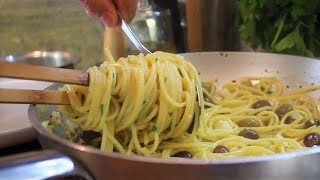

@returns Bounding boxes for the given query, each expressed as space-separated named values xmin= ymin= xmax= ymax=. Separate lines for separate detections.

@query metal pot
xmin=1 ymin=51 xmax=79 ymax=69
xmin=1 ymin=52 xmax=320 ymax=180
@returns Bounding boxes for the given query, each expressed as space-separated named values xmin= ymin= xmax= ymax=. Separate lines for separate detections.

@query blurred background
xmin=0 ymin=0 xmax=319 ymax=70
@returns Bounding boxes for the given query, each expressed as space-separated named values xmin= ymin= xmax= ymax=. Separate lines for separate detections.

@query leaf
xmin=273 ymin=31 xmax=295 ymax=52
xmin=258 ymin=0 xmax=266 ymax=8
xmin=292 ymin=29 xmax=306 ymax=55
xmin=273 ymin=28 xmax=307 ymax=55
xmin=274 ymin=0 xmax=291 ymax=7
xmin=239 ymin=15 xmax=260 ymax=48
xmin=291 ymin=6 xmax=305 ymax=20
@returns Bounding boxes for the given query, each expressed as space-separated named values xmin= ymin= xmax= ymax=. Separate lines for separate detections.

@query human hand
xmin=80 ymin=0 xmax=139 ymax=27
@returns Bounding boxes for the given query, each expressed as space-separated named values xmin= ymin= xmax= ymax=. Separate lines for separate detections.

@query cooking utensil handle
xmin=0 ymin=61 xmax=89 ymax=86
xmin=0 ymin=150 xmax=94 ymax=180
xmin=0 ymin=89 xmax=70 ymax=104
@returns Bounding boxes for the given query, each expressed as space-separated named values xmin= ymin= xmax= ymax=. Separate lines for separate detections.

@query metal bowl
xmin=1 ymin=51 xmax=79 ymax=69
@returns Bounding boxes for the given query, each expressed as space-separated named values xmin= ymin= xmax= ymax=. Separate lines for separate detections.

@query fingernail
xmin=101 ymin=11 xmax=116 ymax=27
xmin=121 ymin=13 xmax=129 ymax=22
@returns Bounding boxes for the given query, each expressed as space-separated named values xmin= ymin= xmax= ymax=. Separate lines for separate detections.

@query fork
xmin=119 ymin=16 xmax=151 ymax=55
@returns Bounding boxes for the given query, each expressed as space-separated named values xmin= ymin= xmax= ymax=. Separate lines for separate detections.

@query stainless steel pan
xmin=1 ymin=52 xmax=320 ymax=180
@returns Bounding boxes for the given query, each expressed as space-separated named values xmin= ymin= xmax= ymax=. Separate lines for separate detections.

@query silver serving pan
xmin=1 ymin=52 xmax=320 ymax=180
xmin=0 ymin=51 xmax=79 ymax=69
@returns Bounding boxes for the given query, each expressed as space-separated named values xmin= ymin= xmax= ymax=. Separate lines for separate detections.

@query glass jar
xmin=126 ymin=0 xmax=176 ymax=55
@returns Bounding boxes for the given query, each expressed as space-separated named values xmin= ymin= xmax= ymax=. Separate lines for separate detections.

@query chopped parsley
xmin=286 ymin=85 xmax=290 ymax=88
xmin=155 ymin=58 xmax=159 ymax=62
xmin=178 ymin=68 xmax=184 ymax=77
xmin=151 ymin=125 xmax=158 ymax=132
xmin=164 ymin=77 xmax=167 ymax=83
xmin=168 ymin=112 xmax=173 ymax=116
xmin=112 ymin=73 xmax=116 ymax=78
xmin=100 ymin=105 xmax=104 ymax=114
xmin=260 ymin=87 xmax=265 ymax=91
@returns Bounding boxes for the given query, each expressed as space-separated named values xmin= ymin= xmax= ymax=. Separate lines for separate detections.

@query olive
xmin=252 ymin=100 xmax=271 ymax=109
xmin=303 ymin=132 xmax=320 ymax=147
xmin=238 ymin=119 xmax=261 ymax=127
xmin=173 ymin=151 xmax=193 ymax=158
xmin=284 ymin=116 xmax=295 ymax=124
xmin=275 ymin=104 xmax=293 ymax=118
xmin=80 ymin=131 xmax=101 ymax=144
xmin=238 ymin=129 xmax=259 ymax=140
xmin=81 ymin=94 xmax=86 ymax=105
xmin=213 ymin=145 xmax=229 ymax=153
xmin=305 ymin=119 xmax=320 ymax=128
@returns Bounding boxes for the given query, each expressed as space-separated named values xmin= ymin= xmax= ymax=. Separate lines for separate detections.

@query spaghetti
xmin=47 ymin=52 xmax=320 ymax=159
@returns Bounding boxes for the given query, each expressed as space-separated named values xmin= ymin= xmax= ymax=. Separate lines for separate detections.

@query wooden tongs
xmin=0 ymin=62 xmax=89 ymax=105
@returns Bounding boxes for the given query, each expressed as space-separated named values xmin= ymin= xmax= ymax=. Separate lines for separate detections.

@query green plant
xmin=237 ymin=0 xmax=320 ymax=57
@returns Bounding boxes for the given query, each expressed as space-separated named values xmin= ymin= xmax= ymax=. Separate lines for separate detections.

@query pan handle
xmin=0 ymin=150 xmax=94 ymax=180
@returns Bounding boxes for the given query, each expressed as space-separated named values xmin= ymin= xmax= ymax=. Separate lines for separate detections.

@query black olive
xmin=303 ymin=132 xmax=320 ymax=147
xmin=80 ymin=131 xmax=101 ymax=144
xmin=238 ymin=129 xmax=259 ymax=139
xmin=238 ymin=119 xmax=261 ymax=127
xmin=81 ymin=94 xmax=86 ymax=105
xmin=173 ymin=151 xmax=193 ymax=158
xmin=186 ymin=121 xmax=194 ymax=134
xmin=213 ymin=145 xmax=229 ymax=153
xmin=305 ymin=119 xmax=320 ymax=128
xmin=252 ymin=100 xmax=271 ymax=109
xmin=275 ymin=104 xmax=293 ymax=118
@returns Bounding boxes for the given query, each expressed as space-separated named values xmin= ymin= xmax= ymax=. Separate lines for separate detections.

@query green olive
xmin=275 ymin=104 xmax=293 ymax=118
xmin=213 ymin=145 xmax=229 ymax=153
xmin=238 ymin=129 xmax=259 ymax=139
xmin=252 ymin=100 xmax=271 ymax=109
xmin=238 ymin=119 xmax=261 ymax=127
